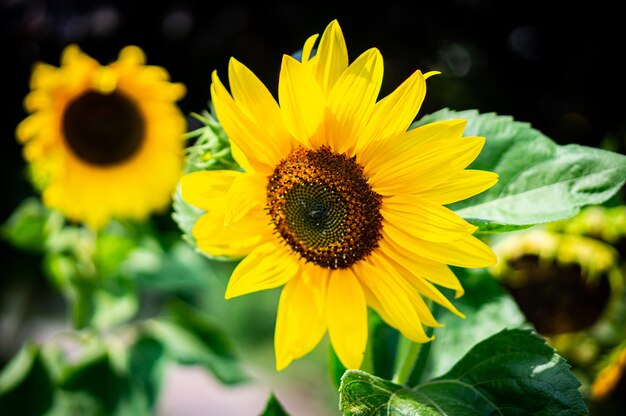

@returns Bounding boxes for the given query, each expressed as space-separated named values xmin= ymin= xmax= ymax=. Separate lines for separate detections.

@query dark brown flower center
xmin=63 ymin=90 xmax=145 ymax=165
xmin=267 ymin=146 xmax=383 ymax=269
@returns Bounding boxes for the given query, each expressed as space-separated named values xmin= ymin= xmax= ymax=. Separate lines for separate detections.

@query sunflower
xmin=17 ymin=45 xmax=186 ymax=229
xmin=181 ymin=20 xmax=498 ymax=370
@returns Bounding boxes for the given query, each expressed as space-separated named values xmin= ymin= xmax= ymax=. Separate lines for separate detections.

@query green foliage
xmin=0 ymin=343 xmax=54 ymax=415
xmin=339 ymin=330 xmax=587 ymax=416
xmin=259 ymin=393 xmax=291 ymax=416
xmin=415 ymin=109 xmax=626 ymax=232
xmin=173 ymin=110 xmax=240 ymax=250
xmin=422 ymin=268 xmax=528 ymax=381
xmin=143 ymin=302 xmax=247 ymax=385
xmin=0 ymin=197 xmax=59 ymax=251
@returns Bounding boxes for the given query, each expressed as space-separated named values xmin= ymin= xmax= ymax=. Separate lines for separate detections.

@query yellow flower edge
xmin=17 ymin=45 xmax=186 ymax=229
xmin=181 ymin=20 xmax=498 ymax=370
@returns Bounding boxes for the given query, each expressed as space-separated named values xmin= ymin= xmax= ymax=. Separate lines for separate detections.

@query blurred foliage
xmin=0 ymin=197 xmax=249 ymax=415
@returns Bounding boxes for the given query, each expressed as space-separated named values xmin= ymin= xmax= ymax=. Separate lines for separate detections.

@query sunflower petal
xmin=417 ymin=170 xmax=499 ymax=205
xmin=194 ymin=209 xmax=272 ymax=258
xmin=180 ymin=170 xmax=241 ymax=211
xmin=326 ymin=48 xmax=383 ymax=153
xmin=228 ymin=58 xmax=292 ymax=157
xmin=301 ymin=33 xmax=319 ymax=64
xmin=382 ymin=195 xmax=476 ymax=242
xmin=275 ymin=267 xmax=329 ymax=370
xmin=224 ymin=173 xmax=266 ymax=225
xmin=225 ymin=241 xmax=300 ymax=299
xmin=326 ymin=269 xmax=368 ymax=369
xmin=314 ymin=19 xmax=349 ymax=96
xmin=278 ymin=55 xmax=325 ymax=145
xmin=356 ymin=255 xmax=433 ymax=342
xmin=380 ymin=238 xmax=465 ymax=298
xmin=370 ymin=137 xmax=486 ymax=195
xmin=382 ymin=228 xmax=496 ymax=268
xmin=211 ymin=71 xmax=280 ymax=174
xmin=357 ymin=69 xmax=426 ymax=151
xmin=358 ymin=119 xmax=466 ymax=172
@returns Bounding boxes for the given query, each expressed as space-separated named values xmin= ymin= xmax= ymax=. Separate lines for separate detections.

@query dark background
xmin=2 ymin=0 xmax=626 ymax=221
xmin=2 ymin=1 xmax=625 ymax=296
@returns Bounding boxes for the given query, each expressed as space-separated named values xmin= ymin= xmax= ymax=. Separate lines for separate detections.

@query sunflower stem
xmin=391 ymin=335 xmax=422 ymax=385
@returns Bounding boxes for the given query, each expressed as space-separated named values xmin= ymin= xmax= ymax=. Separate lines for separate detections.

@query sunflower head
xmin=17 ymin=45 xmax=186 ymax=229
xmin=181 ymin=20 xmax=498 ymax=370
xmin=492 ymin=230 xmax=618 ymax=335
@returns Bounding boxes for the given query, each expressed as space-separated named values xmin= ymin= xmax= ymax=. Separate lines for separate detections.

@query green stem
xmin=391 ymin=335 xmax=422 ymax=385
xmin=391 ymin=303 xmax=439 ymax=386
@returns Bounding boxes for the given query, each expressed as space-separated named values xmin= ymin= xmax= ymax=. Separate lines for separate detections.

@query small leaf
xmin=0 ymin=343 xmax=54 ymax=415
xmin=259 ymin=392 xmax=291 ymax=416
xmin=414 ymin=109 xmax=626 ymax=232
xmin=339 ymin=329 xmax=587 ymax=416
xmin=59 ymin=347 xmax=125 ymax=414
xmin=1 ymin=197 xmax=57 ymax=251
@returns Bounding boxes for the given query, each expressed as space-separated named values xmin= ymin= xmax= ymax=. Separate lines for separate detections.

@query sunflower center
xmin=267 ymin=146 xmax=383 ymax=269
xmin=62 ymin=90 xmax=144 ymax=165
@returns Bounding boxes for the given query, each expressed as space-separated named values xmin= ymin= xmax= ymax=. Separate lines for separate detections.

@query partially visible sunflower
xmin=17 ymin=45 xmax=186 ymax=229
xmin=181 ymin=20 xmax=498 ymax=370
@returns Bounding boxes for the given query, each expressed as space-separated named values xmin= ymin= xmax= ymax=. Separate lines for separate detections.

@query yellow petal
xmin=356 ymin=69 xmax=426 ymax=151
xmin=278 ymin=55 xmax=325 ymax=146
xmin=302 ymin=33 xmax=320 ymax=64
xmin=211 ymin=71 xmax=281 ymax=174
xmin=382 ymin=195 xmax=476 ymax=242
xmin=326 ymin=48 xmax=383 ymax=154
xmin=382 ymin=228 xmax=497 ymax=268
xmin=180 ymin=170 xmax=241 ymax=211
xmin=314 ymin=20 xmax=348 ymax=96
xmin=224 ymin=173 xmax=266 ymax=225
xmin=356 ymin=255 xmax=433 ymax=342
xmin=275 ymin=267 xmax=329 ymax=370
xmin=358 ymin=119 xmax=466 ymax=171
xmin=370 ymin=137 xmax=486 ymax=195
xmin=225 ymin=241 xmax=300 ymax=299
xmin=227 ymin=58 xmax=292 ymax=157
xmin=194 ymin=209 xmax=272 ymax=258
xmin=417 ymin=170 xmax=499 ymax=205
xmin=380 ymin=238 xmax=464 ymax=298
xmin=326 ymin=269 xmax=368 ymax=369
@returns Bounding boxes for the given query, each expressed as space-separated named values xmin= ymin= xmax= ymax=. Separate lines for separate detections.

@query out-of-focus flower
xmin=17 ymin=45 xmax=186 ymax=229
xmin=592 ymin=342 xmax=626 ymax=400
xmin=492 ymin=230 xmax=619 ymax=335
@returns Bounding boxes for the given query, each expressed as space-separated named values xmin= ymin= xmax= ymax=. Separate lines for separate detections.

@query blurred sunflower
xmin=492 ymin=230 xmax=619 ymax=335
xmin=17 ymin=45 xmax=186 ymax=229
xmin=181 ymin=20 xmax=497 ymax=370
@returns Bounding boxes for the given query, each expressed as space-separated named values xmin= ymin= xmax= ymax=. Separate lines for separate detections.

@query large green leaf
xmin=414 ymin=109 xmax=626 ymax=232
xmin=339 ymin=329 xmax=586 ymax=416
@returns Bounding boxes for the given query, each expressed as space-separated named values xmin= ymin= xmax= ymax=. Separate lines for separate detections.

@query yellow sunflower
xmin=181 ymin=20 xmax=498 ymax=370
xmin=17 ymin=45 xmax=186 ymax=229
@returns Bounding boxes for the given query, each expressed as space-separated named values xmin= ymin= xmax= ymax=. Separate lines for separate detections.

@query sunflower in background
xmin=17 ymin=45 xmax=186 ymax=229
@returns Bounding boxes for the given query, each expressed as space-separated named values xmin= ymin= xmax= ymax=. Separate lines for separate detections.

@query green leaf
xmin=1 ymin=197 xmax=59 ymax=251
xmin=421 ymin=268 xmax=528 ymax=381
xmin=59 ymin=346 xmax=126 ymax=414
xmin=339 ymin=329 xmax=587 ymax=416
xmin=144 ymin=304 xmax=247 ymax=385
xmin=0 ymin=343 xmax=54 ymax=415
xmin=259 ymin=392 xmax=291 ymax=416
xmin=414 ymin=109 xmax=626 ymax=232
